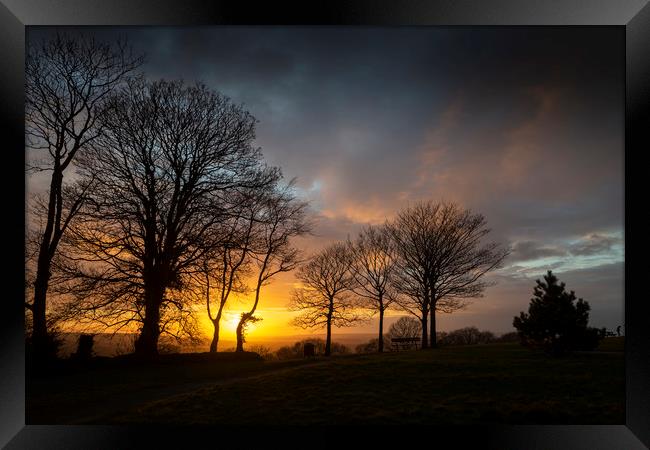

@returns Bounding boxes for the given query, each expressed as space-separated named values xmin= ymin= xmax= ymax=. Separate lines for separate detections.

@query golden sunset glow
xmin=22 ymin=24 xmax=628 ymax=432
xmin=27 ymin=26 xmax=624 ymax=356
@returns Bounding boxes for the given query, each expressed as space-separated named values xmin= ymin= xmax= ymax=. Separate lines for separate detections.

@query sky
xmin=27 ymin=27 xmax=625 ymax=343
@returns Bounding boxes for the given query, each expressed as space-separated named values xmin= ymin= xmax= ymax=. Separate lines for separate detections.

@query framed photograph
xmin=2 ymin=1 xmax=648 ymax=448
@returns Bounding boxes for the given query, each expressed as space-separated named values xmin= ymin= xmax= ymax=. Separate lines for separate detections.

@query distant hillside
xmin=57 ymin=332 xmax=379 ymax=357
xmin=58 ymin=333 xmax=137 ymax=357
xmin=58 ymin=333 xmax=210 ymax=357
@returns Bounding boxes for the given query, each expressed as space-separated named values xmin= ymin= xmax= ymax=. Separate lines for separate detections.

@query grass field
xmin=27 ymin=339 xmax=624 ymax=425
xmin=27 ymin=352 xmax=316 ymax=424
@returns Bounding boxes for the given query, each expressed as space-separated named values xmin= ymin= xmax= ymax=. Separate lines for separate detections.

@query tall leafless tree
xmin=388 ymin=201 xmax=509 ymax=348
xmin=289 ymin=242 xmax=362 ymax=356
xmin=199 ymin=189 xmax=262 ymax=352
xmin=387 ymin=204 xmax=434 ymax=348
xmin=347 ymin=225 xmax=397 ymax=352
xmin=57 ymin=79 xmax=278 ymax=357
xmin=234 ymin=180 xmax=311 ymax=352
xmin=25 ymin=32 xmax=143 ymax=358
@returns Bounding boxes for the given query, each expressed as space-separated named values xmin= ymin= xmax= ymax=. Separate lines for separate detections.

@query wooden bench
xmin=390 ymin=337 xmax=420 ymax=351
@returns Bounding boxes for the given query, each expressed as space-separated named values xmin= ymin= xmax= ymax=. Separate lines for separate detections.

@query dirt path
xmin=70 ymin=359 xmax=331 ymax=424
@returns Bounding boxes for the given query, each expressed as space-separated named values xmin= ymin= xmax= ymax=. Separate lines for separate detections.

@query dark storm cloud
xmin=28 ymin=28 xmax=623 ymax=216
xmin=26 ymin=27 xmax=624 ymax=330
xmin=506 ymin=232 xmax=623 ymax=267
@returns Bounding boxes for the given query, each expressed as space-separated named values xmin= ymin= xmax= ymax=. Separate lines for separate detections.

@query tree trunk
xmin=31 ymin=265 xmax=50 ymax=358
xmin=235 ymin=319 xmax=244 ymax=352
xmin=325 ymin=318 xmax=332 ymax=356
xmin=209 ymin=317 xmax=221 ymax=352
xmin=324 ymin=298 xmax=334 ymax=356
xmin=430 ymin=302 xmax=437 ymax=348
xmin=378 ymin=307 xmax=384 ymax=353
xmin=31 ymin=166 xmax=62 ymax=359
xmin=134 ymin=288 xmax=162 ymax=358
xmin=420 ymin=287 xmax=430 ymax=349
xmin=236 ymin=270 xmax=265 ymax=353
xmin=421 ymin=309 xmax=429 ymax=349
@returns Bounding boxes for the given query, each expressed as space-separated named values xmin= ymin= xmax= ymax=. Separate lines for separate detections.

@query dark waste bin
xmin=73 ymin=334 xmax=94 ymax=361
xmin=303 ymin=342 xmax=315 ymax=357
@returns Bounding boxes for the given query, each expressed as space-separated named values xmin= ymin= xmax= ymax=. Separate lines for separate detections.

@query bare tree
xmin=386 ymin=316 xmax=421 ymax=340
xmin=389 ymin=201 xmax=509 ymax=348
xmin=347 ymin=225 xmax=397 ymax=352
xmin=25 ymin=32 xmax=143 ymax=358
xmin=439 ymin=326 xmax=495 ymax=346
xmin=200 ymin=189 xmax=266 ymax=352
xmin=235 ymin=180 xmax=311 ymax=352
xmin=289 ymin=242 xmax=362 ymax=356
xmin=57 ymin=79 xmax=277 ymax=357
xmin=387 ymin=204 xmax=435 ymax=348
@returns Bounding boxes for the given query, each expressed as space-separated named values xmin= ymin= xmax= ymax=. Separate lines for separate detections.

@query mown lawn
xmin=112 ymin=341 xmax=624 ymax=425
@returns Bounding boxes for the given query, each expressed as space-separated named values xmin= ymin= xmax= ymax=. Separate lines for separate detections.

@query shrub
xmin=355 ymin=337 xmax=392 ymax=353
xmin=25 ymin=328 xmax=63 ymax=363
xmin=247 ymin=345 xmax=277 ymax=360
xmin=496 ymin=331 xmax=520 ymax=343
xmin=438 ymin=327 xmax=495 ymax=346
xmin=275 ymin=338 xmax=350 ymax=360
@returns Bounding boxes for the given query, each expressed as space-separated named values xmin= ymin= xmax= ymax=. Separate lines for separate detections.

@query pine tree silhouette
xmin=513 ymin=270 xmax=602 ymax=355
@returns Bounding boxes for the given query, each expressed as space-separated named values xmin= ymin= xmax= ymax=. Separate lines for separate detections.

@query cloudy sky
xmin=28 ymin=27 xmax=624 ymax=339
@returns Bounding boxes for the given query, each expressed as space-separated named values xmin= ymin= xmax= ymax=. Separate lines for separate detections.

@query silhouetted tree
xmin=289 ymin=243 xmax=364 ymax=356
xmin=234 ymin=181 xmax=311 ymax=352
xmin=513 ymin=271 xmax=602 ymax=355
xmin=347 ymin=225 xmax=397 ymax=352
xmin=57 ymin=79 xmax=276 ymax=357
xmin=388 ymin=201 xmax=508 ymax=348
xmin=25 ymin=32 xmax=143 ymax=359
xmin=438 ymin=326 xmax=495 ymax=346
xmin=200 ymin=191 xmax=265 ymax=352
xmin=386 ymin=316 xmax=421 ymax=341
xmin=496 ymin=331 xmax=520 ymax=343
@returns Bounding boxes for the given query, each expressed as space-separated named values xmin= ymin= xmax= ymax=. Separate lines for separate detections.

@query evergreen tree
xmin=513 ymin=271 xmax=602 ymax=355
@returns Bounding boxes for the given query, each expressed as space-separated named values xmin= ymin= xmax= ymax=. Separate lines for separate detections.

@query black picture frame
xmin=1 ymin=1 xmax=648 ymax=448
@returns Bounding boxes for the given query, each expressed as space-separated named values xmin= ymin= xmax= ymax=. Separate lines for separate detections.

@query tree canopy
xmin=388 ymin=201 xmax=509 ymax=348
xmin=56 ymin=79 xmax=278 ymax=356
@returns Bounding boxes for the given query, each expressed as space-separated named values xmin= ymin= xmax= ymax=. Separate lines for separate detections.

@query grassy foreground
xmin=110 ymin=340 xmax=624 ymax=425
xmin=27 ymin=352 xmax=317 ymax=424
xmin=27 ymin=339 xmax=623 ymax=425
